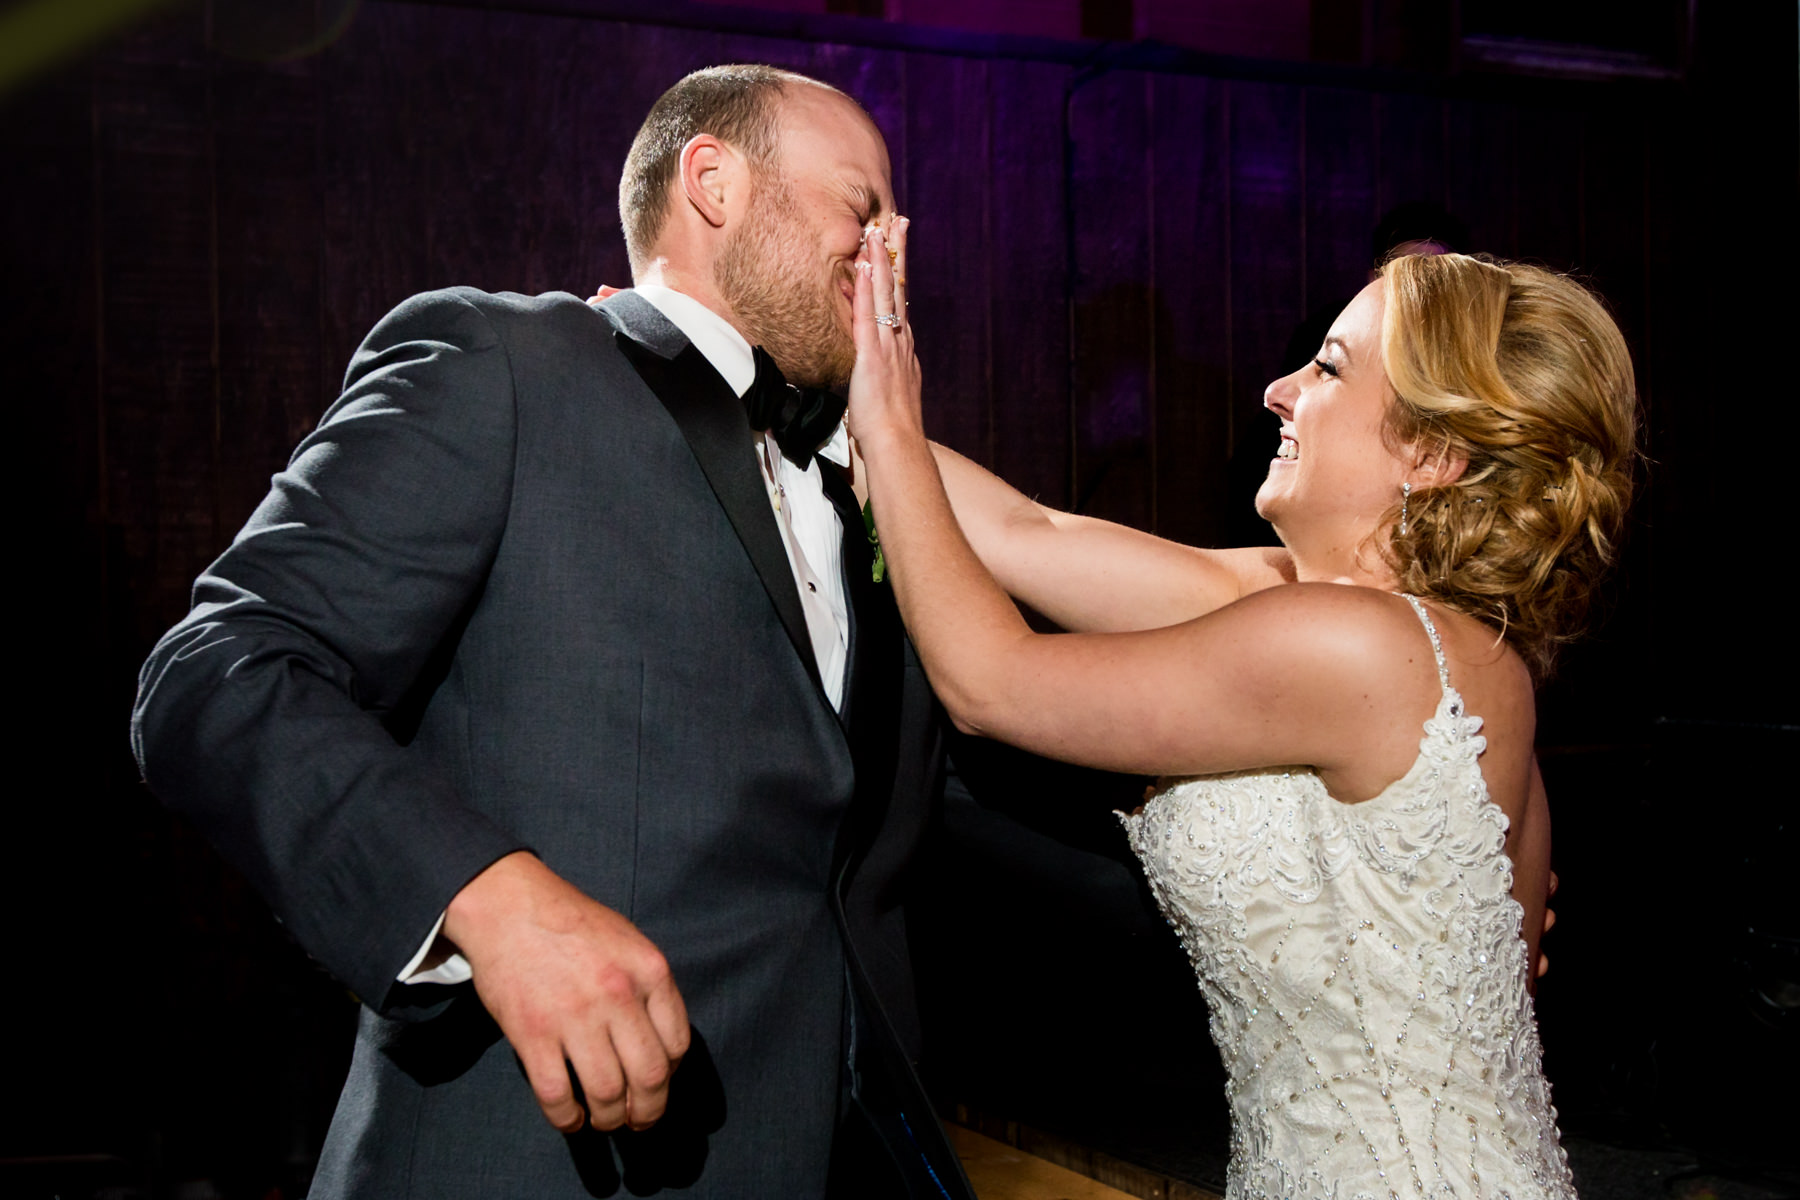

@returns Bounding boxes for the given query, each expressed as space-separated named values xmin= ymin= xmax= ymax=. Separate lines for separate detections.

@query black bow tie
xmin=743 ymin=346 xmax=846 ymax=470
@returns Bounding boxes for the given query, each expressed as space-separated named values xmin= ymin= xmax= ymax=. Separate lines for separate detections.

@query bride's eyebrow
xmin=1322 ymin=335 xmax=1352 ymax=365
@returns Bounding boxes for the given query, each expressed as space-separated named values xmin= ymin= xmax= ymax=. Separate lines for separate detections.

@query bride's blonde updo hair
xmin=1378 ymin=253 xmax=1639 ymax=679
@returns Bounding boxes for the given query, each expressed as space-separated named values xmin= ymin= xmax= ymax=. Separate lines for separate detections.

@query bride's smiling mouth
xmin=1275 ymin=434 xmax=1299 ymax=462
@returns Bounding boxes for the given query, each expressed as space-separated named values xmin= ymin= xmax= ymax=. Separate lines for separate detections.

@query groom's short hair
xmin=620 ymin=64 xmax=851 ymax=274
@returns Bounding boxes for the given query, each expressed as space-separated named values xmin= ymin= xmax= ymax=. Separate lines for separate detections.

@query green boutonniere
xmin=862 ymin=499 xmax=886 ymax=584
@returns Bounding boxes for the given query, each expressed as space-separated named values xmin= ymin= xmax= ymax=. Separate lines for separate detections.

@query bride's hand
xmin=847 ymin=220 xmax=921 ymax=446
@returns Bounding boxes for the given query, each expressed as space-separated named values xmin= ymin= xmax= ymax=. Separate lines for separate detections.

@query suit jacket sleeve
xmin=131 ymin=288 xmax=531 ymax=1009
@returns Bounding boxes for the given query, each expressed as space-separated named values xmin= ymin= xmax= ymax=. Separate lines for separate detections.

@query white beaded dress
xmin=1120 ymin=596 xmax=1575 ymax=1200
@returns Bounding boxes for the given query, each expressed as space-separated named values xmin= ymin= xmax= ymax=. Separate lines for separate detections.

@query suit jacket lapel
xmin=600 ymin=292 xmax=824 ymax=698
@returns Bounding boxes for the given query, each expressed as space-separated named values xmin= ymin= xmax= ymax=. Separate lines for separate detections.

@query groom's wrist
xmin=442 ymin=849 xmax=545 ymax=957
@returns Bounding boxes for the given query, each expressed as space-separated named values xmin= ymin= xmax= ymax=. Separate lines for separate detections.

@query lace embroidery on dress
xmin=1120 ymin=594 xmax=1575 ymax=1200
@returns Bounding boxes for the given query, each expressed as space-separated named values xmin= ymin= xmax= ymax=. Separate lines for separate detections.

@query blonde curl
xmin=1378 ymin=253 xmax=1640 ymax=680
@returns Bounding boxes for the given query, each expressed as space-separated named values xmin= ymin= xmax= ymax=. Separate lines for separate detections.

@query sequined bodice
xmin=1120 ymin=597 xmax=1574 ymax=1200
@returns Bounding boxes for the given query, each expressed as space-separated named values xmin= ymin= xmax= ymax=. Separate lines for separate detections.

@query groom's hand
xmin=443 ymin=851 xmax=690 ymax=1133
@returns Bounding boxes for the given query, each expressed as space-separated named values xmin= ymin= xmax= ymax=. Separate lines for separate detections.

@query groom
xmin=132 ymin=65 xmax=969 ymax=1199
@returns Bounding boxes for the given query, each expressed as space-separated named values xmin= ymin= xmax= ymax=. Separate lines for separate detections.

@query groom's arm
xmin=132 ymin=289 xmax=528 ymax=1003
xmin=132 ymin=289 xmax=687 ymax=1132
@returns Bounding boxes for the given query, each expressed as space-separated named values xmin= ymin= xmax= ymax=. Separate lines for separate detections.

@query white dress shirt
xmin=397 ymin=284 xmax=851 ymax=985
xmin=632 ymin=284 xmax=851 ymax=711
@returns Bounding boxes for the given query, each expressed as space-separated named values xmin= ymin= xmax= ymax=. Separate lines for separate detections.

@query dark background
xmin=3 ymin=0 xmax=1795 ymax=1196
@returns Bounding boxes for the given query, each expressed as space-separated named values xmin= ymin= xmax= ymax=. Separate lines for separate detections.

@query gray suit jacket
xmin=132 ymin=288 xmax=971 ymax=1198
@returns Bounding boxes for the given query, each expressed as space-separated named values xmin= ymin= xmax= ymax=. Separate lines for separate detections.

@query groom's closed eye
xmin=848 ymin=183 xmax=888 ymax=227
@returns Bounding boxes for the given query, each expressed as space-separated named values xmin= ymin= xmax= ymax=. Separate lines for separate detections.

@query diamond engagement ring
xmin=873 ymin=313 xmax=901 ymax=327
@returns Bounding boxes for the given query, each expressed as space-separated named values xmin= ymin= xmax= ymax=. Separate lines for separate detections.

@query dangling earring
xmin=1400 ymin=481 xmax=1412 ymax=536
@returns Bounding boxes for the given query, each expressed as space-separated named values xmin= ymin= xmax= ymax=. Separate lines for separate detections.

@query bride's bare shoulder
xmin=1215 ymin=583 xmax=1459 ymax=681
xmin=1203 ymin=545 xmax=1295 ymax=596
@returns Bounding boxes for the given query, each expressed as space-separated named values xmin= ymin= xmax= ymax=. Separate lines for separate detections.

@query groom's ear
xmin=678 ymin=134 xmax=740 ymax=231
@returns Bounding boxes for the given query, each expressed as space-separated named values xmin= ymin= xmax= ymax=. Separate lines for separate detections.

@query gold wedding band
xmin=887 ymin=246 xmax=898 ymax=265
xmin=895 ymin=275 xmax=907 ymax=286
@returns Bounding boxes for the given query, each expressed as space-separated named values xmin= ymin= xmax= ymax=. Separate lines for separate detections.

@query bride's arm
xmin=926 ymin=441 xmax=1292 ymax=631
xmin=855 ymin=224 xmax=1286 ymax=632
xmin=849 ymin=230 xmax=1399 ymax=779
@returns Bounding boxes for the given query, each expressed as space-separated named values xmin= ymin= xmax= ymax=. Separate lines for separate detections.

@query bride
xmin=847 ymin=222 xmax=1636 ymax=1197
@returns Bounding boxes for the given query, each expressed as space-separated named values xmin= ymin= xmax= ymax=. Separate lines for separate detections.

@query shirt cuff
xmin=395 ymin=910 xmax=473 ymax=985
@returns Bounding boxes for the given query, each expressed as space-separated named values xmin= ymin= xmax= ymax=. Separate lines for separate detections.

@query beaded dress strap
xmin=1399 ymin=593 xmax=1451 ymax=692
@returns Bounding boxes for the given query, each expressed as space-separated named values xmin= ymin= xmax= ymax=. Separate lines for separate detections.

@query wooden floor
xmin=943 ymin=1115 xmax=1224 ymax=1200
xmin=947 ymin=1124 xmax=1225 ymax=1200
xmin=949 ymin=1124 xmax=1141 ymax=1200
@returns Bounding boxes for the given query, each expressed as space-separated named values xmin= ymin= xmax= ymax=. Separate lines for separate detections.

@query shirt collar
xmin=631 ymin=284 xmax=756 ymax=398
xmin=628 ymin=284 xmax=849 ymax=469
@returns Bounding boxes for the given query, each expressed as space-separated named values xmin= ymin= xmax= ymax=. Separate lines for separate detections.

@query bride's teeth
xmin=1277 ymin=440 xmax=1298 ymax=460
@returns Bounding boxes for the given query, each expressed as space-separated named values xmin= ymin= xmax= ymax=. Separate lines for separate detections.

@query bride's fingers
xmin=868 ymin=227 xmax=897 ymax=329
xmin=890 ymin=216 xmax=908 ymax=317
xmin=852 ymin=258 xmax=878 ymax=358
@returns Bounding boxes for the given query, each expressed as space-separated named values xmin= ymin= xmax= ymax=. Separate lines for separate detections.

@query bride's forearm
xmin=931 ymin=440 xmax=1286 ymax=632
xmin=930 ymin=439 xmax=1054 ymax=560
xmin=845 ymin=222 xmax=1040 ymax=732
xmin=860 ymin=425 xmax=1033 ymax=733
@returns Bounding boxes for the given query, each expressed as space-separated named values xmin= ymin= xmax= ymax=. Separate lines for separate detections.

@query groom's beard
xmin=716 ymin=173 xmax=856 ymax=391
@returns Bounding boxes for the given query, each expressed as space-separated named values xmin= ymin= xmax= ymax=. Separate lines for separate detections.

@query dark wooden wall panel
xmin=1302 ymin=86 xmax=1376 ymax=316
xmin=901 ymin=53 xmax=993 ymax=461
xmin=318 ymin=6 xmax=436 ymax=394
xmin=1512 ymin=106 xmax=1584 ymax=272
xmin=1 ymin=69 xmax=101 ymax=581
xmin=1225 ymin=81 xmax=1303 ymax=544
xmin=987 ymin=58 xmax=1071 ymax=508
xmin=817 ymin=39 xmax=909 ymax=182
xmin=1445 ymin=99 xmax=1518 ymax=258
xmin=1581 ymin=111 xmax=1647 ymax=351
xmin=1373 ymin=90 xmax=1445 ymax=213
xmin=1 ymin=56 xmax=124 ymax=1154
xmin=213 ymin=55 xmax=326 ymax=523
xmin=564 ymin=20 xmax=677 ymax=300
xmin=1638 ymin=120 xmax=1680 ymax=523
xmin=418 ymin=8 xmax=596 ymax=295
xmin=96 ymin=16 xmax=221 ymax=655
xmin=1635 ymin=108 xmax=1692 ymax=710
xmin=1069 ymin=71 xmax=1153 ymax=528
xmin=1149 ymin=73 xmax=1230 ymax=546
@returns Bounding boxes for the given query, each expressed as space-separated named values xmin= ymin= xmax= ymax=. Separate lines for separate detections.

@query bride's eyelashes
xmin=1314 ymin=358 xmax=1340 ymax=379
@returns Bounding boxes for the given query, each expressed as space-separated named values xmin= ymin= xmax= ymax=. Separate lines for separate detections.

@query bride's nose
xmin=1263 ymin=369 xmax=1300 ymax=417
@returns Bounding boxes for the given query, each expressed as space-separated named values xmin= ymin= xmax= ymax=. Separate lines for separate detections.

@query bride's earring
xmin=1400 ymin=481 xmax=1412 ymax=536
